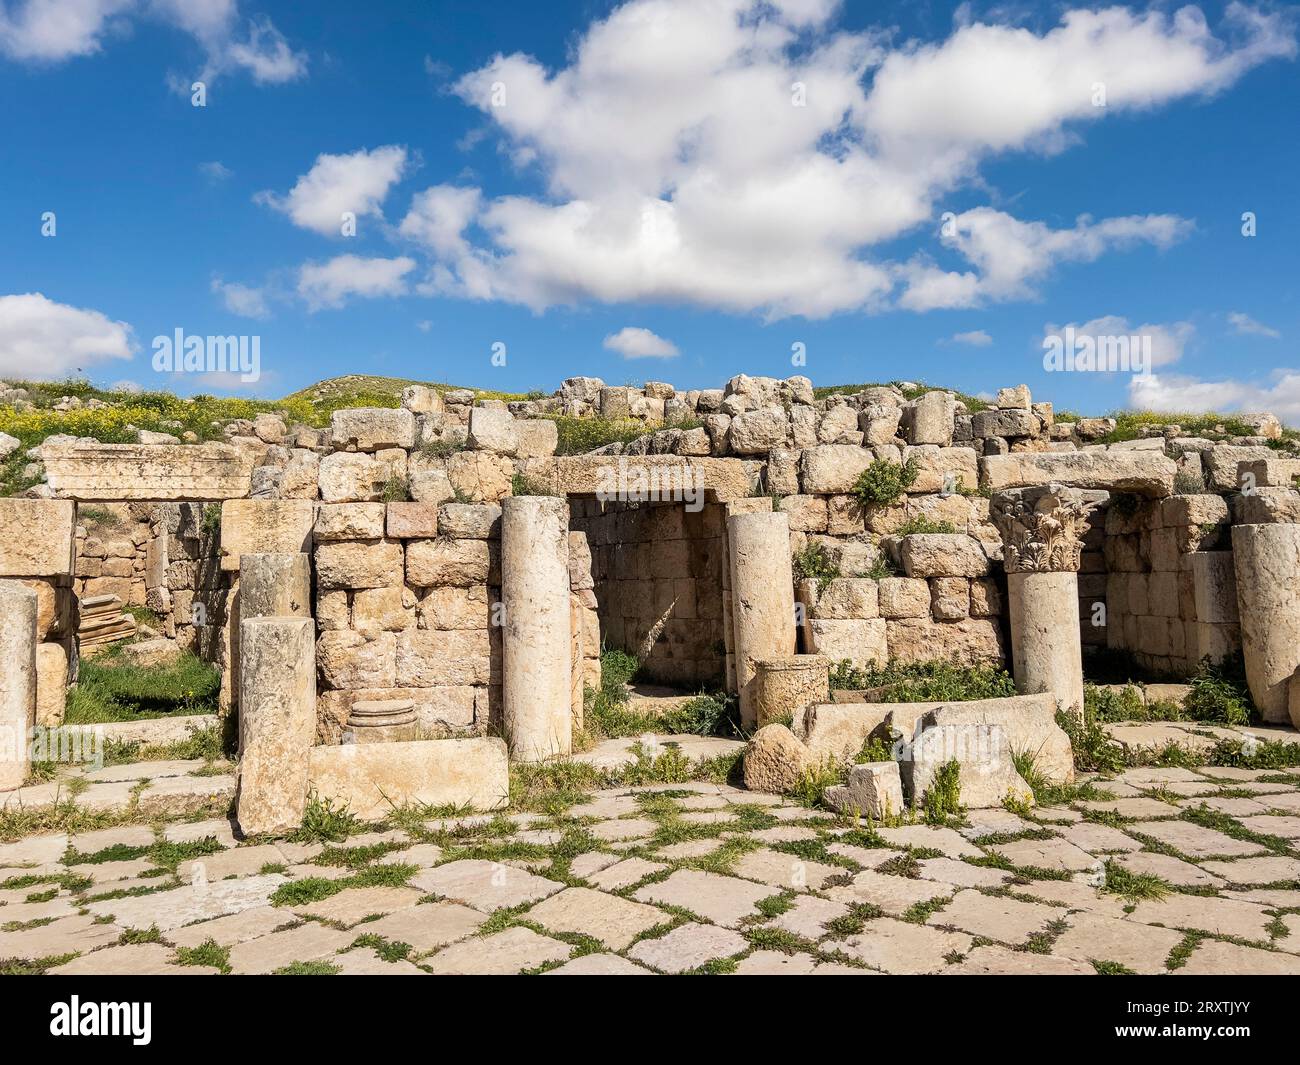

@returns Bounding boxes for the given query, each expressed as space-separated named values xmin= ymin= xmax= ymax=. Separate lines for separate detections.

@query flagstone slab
xmin=375 ymin=843 xmax=444 ymax=868
xmin=824 ymin=869 xmax=955 ymax=916
xmin=733 ymin=950 xmax=820 ymax=974
xmin=67 ymin=825 xmax=156 ymax=853
xmin=1058 ymin=821 xmax=1143 ymax=853
xmin=567 ymin=793 xmax=643 ymax=819
xmin=568 ymin=852 xmax=621 ymax=878
xmin=767 ymin=894 xmax=850 ymax=940
xmin=85 ymin=874 xmax=286 ymax=931
xmin=49 ymin=943 xmax=217 ymax=975
xmin=988 ymin=837 xmax=1098 ymax=873
xmin=874 ymin=825 xmax=981 ymax=858
xmin=1077 ymin=798 xmax=1180 ymax=819
xmin=66 ymin=858 xmax=156 ymax=885
xmin=1127 ymin=893 xmax=1275 ymax=941
xmin=0 ymin=897 xmax=78 ymax=924
xmin=545 ymin=953 xmax=654 ymax=974
xmin=84 ymin=760 xmax=206 ymax=783
xmin=1175 ymin=938 xmax=1300 ymax=975
xmin=959 ymin=809 xmax=1032 ymax=839
xmin=627 ymin=922 xmax=747 ymax=973
xmin=410 ymin=859 xmax=564 ymax=911
xmin=332 ymin=947 xmax=428 ymax=975
xmin=0 ymin=914 xmax=121 ymax=959
xmin=825 ymin=843 xmax=895 ymax=868
xmin=525 ymin=886 xmax=666 ymax=950
xmin=294 ymin=886 xmax=424 ymax=926
xmin=361 ymin=900 xmax=485 ymax=955
xmin=226 ymin=923 xmax=354 ymax=974
xmin=1178 ymin=796 xmax=1271 ymax=816
xmin=169 ymin=906 xmax=292 ymax=949
xmin=1237 ymin=815 xmax=1300 ymax=839
xmin=653 ymin=839 xmax=725 ymax=861
xmin=1224 ymin=888 xmax=1300 ymax=908
xmin=1199 ymin=855 xmax=1300 ymax=884
xmin=588 ymin=817 xmax=658 ymax=842
xmin=162 ymin=818 xmax=238 ymax=847
xmin=178 ymin=845 xmax=286 ymax=882
xmin=749 ymin=825 xmax=821 ymax=844
xmin=0 ymin=834 xmax=69 ymax=867
xmin=1051 ymin=913 xmax=1182 ymax=974
xmin=1128 ymin=820 xmax=1267 ymax=858
xmin=915 ymin=857 xmax=1011 ymax=888
xmin=838 ymin=917 xmax=971 ymax=974
xmin=1112 ymin=851 xmax=1226 ymax=888
xmin=587 ymin=858 xmax=667 ymax=891
xmin=944 ymin=944 xmax=1094 ymax=975
xmin=633 ymin=869 xmax=771 ymax=927
xmin=731 ymin=848 xmax=841 ymax=891
xmin=929 ymin=889 xmax=1061 ymax=945
xmin=424 ymin=926 xmax=571 ymax=975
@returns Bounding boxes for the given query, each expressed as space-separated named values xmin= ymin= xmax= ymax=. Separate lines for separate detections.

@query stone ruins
xmin=2 ymin=375 xmax=1299 ymax=825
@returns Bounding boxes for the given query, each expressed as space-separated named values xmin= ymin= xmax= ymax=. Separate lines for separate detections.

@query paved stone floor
xmin=3 ymin=751 xmax=1300 ymax=975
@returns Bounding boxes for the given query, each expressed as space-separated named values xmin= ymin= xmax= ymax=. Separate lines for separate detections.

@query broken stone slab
xmin=219 ymin=499 xmax=314 ymax=572
xmin=900 ymin=719 xmax=1034 ymax=810
xmin=980 ymin=450 xmax=1176 ymax=497
xmin=305 ymin=737 xmax=509 ymax=819
xmin=742 ymin=723 xmax=815 ymax=795
xmin=918 ymin=692 xmax=1072 ymax=785
xmin=823 ymin=761 xmax=903 ymax=819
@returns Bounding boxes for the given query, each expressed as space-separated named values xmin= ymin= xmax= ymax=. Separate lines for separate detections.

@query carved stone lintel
xmin=991 ymin=483 xmax=1098 ymax=574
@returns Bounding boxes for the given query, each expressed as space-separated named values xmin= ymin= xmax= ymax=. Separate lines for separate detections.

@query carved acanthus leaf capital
xmin=991 ymin=484 xmax=1098 ymax=573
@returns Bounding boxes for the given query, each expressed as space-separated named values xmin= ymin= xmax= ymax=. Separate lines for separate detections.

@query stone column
xmin=236 ymin=616 xmax=316 ymax=835
xmin=0 ymin=582 xmax=37 ymax=792
xmin=753 ymin=655 xmax=829 ymax=729
xmin=728 ymin=511 xmax=797 ymax=730
xmin=992 ymin=485 xmax=1097 ymax=716
xmin=502 ymin=496 xmax=573 ymax=762
xmin=1232 ymin=522 xmax=1300 ymax=725
xmin=240 ymin=553 xmax=311 ymax=619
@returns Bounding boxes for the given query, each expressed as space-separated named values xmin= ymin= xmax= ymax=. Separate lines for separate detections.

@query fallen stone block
xmin=824 ymin=761 xmax=903 ymax=819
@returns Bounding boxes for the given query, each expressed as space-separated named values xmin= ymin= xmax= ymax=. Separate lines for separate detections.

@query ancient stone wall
xmin=570 ymin=497 xmax=727 ymax=688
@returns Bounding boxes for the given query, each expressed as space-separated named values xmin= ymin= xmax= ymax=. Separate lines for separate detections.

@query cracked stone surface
xmin=4 ymin=748 xmax=1300 ymax=976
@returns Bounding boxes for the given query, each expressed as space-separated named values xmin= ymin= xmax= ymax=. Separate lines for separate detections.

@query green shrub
xmin=1183 ymin=656 xmax=1254 ymax=726
xmin=828 ymin=658 xmax=1017 ymax=701
xmin=894 ymin=515 xmax=957 ymax=536
xmin=923 ymin=760 xmax=963 ymax=822
xmin=510 ymin=472 xmax=555 ymax=497
xmin=850 ymin=458 xmax=918 ymax=507
xmin=544 ymin=415 xmax=647 ymax=456
xmin=1084 ymin=683 xmax=1147 ymax=723
xmin=859 ymin=556 xmax=896 ymax=579
xmin=792 ymin=543 xmax=840 ymax=582
xmin=380 ymin=475 xmax=408 ymax=502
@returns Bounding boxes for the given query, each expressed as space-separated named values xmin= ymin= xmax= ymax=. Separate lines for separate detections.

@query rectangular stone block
xmin=314 ymin=503 xmax=385 ymax=540
xmin=877 ymin=577 xmax=930 ymax=618
xmin=386 ymin=502 xmax=439 ymax=539
xmin=1191 ymin=552 xmax=1239 ymax=625
xmin=306 ymin=738 xmax=508 ymax=819
xmin=330 ymin=407 xmax=416 ymax=451
xmin=812 ymin=578 xmax=879 ymax=620
xmin=417 ymin=585 xmax=493 ymax=630
xmin=35 ymin=641 xmax=69 ymax=728
xmin=406 ymin=538 xmax=490 ymax=588
xmin=807 ymin=618 xmax=887 ymax=671
xmin=42 ymin=443 xmax=256 ymax=501
xmin=0 ymin=500 xmax=75 ymax=576
xmin=220 ymin=500 xmax=314 ymax=572
xmin=397 ymin=629 xmax=493 ymax=686
xmin=315 ymin=540 xmax=403 ymax=590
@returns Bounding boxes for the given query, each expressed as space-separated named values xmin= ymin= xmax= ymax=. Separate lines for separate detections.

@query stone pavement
xmin=3 ymin=760 xmax=1300 ymax=975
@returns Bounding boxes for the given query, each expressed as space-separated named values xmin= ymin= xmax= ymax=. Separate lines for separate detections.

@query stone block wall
xmin=1100 ymin=493 xmax=1236 ymax=676
xmin=312 ymin=500 xmax=503 ymax=744
xmin=569 ymin=497 xmax=728 ymax=688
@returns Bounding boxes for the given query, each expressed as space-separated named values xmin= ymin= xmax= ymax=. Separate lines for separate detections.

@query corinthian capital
xmin=991 ymin=483 xmax=1098 ymax=574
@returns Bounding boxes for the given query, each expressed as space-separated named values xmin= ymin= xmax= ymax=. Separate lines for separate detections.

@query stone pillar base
xmin=753 ymin=655 xmax=828 ymax=729
xmin=1007 ymin=570 xmax=1084 ymax=715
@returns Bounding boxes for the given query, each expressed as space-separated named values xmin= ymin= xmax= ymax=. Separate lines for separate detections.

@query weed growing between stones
xmin=850 ymin=458 xmax=919 ymax=507
xmin=1102 ymin=858 xmax=1170 ymax=902
xmin=829 ymin=658 xmax=1017 ymax=702
xmin=174 ymin=938 xmax=231 ymax=973
xmin=792 ymin=542 xmax=840 ymax=582
xmin=291 ymin=795 xmax=361 ymax=844
xmin=923 ymin=760 xmax=963 ymax=824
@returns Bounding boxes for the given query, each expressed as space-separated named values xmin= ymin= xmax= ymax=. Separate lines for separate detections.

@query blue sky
xmin=1 ymin=0 xmax=1297 ymax=420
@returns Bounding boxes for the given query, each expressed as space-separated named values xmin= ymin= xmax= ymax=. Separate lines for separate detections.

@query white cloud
xmin=258 ymin=146 xmax=408 ymax=237
xmin=1130 ymin=370 xmax=1300 ymax=426
xmin=0 ymin=0 xmax=131 ymax=61
xmin=1043 ymin=315 xmax=1194 ymax=369
xmin=0 ymin=292 xmax=134 ymax=377
xmin=949 ymin=329 xmax=992 ymax=346
xmin=900 ymin=209 xmax=1192 ymax=310
xmin=603 ymin=326 xmax=679 ymax=359
xmin=409 ymin=0 xmax=1291 ymax=318
xmin=297 ymin=255 xmax=415 ymax=311
xmin=198 ymin=160 xmax=232 ymax=181
xmin=211 ymin=277 xmax=268 ymax=318
xmin=0 ymin=1 xmax=306 ymax=84
xmin=1228 ymin=311 xmax=1280 ymax=338
xmin=399 ymin=185 xmax=481 ymax=257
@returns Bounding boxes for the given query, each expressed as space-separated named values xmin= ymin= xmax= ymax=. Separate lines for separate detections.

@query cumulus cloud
xmin=0 ymin=1 xmax=306 ymax=84
xmin=603 ymin=327 xmax=679 ymax=359
xmin=949 ymin=329 xmax=992 ymax=346
xmin=211 ymin=277 xmax=269 ymax=318
xmin=402 ymin=0 xmax=1291 ymax=318
xmin=297 ymin=255 xmax=415 ymax=311
xmin=0 ymin=292 xmax=134 ymax=376
xmin=1043 ymin=314 xmax=1194 ymax=369
xmin=1228 ymin=311 xmax=1281 ymax=338
xmin=258 ymin=146 xmax=408 ymax=237
xmin=1130 ymin=370 xmax=1300 ymax=426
